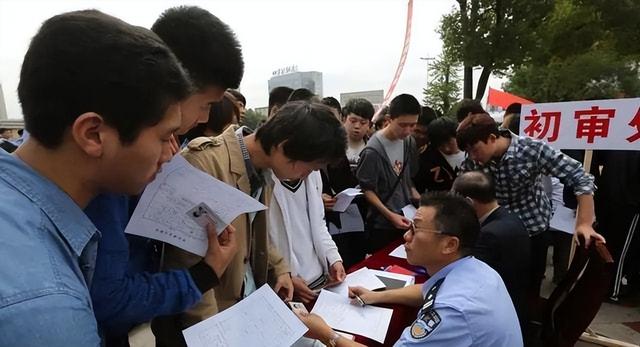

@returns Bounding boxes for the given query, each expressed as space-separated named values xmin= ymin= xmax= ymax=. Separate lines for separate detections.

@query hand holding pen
xmin=348 ymin=286 xmax=376 ymax=307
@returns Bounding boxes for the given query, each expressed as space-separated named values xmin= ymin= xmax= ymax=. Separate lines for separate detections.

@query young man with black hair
xmin=456 ymin=112 xmax=605 ymax=302
xmin=343 ymin=98 xmax=375 ymax=170
xmin=356 ymin=94 xmax=421 ymax=253
xmin=411 ymin=106 xmax=437 ymax=154
xmin=501 ymin=102 xmax=521 ymax=130
xmin=452 ymin=171 xmax=530 ymax=333
xmin=226 ymin=89 xmax=247 ymax=126
xmin=321 ymin=96 xmax=342 ymax=113
xmin=296 ymin=193 xmax=522 ymax=346
xmin=268 ymin=86 xmax=294 ymax=118
xmin=83 ymin=6 xmax=244 ymax=344
xmin=455 ymin=98 xmax=486 ymax=122
xmin=413 ymin=117 xmax=465 ymax=193
xmin=288 ymin=88 xmax=320 ymax=103
xmin=155 ymin=101 xmax=347 ymax=345
xmin=0 ymin=10 xmax=194 ymax=346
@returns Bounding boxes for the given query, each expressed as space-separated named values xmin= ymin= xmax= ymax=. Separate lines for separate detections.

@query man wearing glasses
xmin=295 ymin=193 xmax=522 ymax=346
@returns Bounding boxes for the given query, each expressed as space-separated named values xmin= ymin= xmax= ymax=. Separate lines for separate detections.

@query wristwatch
xmin=325 ymin=331 xmax=341 ymax=347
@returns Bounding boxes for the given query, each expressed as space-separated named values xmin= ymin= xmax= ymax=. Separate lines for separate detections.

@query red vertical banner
xmin=372 ymin=0 xmax=413 ymax=122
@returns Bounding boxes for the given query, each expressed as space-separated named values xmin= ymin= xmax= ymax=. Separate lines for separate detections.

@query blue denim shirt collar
xmin=0 ymin=150 xmax=97 ymax=256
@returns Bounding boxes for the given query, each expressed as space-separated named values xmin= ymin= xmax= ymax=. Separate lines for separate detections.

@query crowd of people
xmin=1 ymin=5 xmax=638 ymax=347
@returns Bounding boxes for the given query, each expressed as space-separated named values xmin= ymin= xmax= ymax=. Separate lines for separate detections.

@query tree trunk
xmin=463 ymin=66 xmax=473 ymax=99
xmin=475 ymin=66 xmax=492 ymax=101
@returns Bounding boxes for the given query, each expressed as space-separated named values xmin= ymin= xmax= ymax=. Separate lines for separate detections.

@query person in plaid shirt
xmin=455 ymin=112 xmax=605 ymax=301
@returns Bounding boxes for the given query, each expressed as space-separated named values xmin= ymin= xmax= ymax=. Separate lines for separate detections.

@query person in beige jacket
xmin=153 ymin=101 xmax=347 ymax=346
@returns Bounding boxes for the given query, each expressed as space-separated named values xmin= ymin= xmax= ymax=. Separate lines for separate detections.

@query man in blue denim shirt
xmin=0 ymin=10 xmax=193 ymax=346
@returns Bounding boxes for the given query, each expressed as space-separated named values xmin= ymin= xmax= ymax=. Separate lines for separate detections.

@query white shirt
xmin=442 ymin=150 xmax=466 ymax=172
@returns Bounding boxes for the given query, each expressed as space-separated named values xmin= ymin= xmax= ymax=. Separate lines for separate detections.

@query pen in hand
xmin=354 ymin=294 xmax=366 ymax=307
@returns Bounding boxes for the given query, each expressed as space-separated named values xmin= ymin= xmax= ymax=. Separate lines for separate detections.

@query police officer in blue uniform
xmin=295 ymin=192 xmax=523 ymax=347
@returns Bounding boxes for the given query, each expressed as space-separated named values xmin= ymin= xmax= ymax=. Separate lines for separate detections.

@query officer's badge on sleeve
xmin=410 ymin=310 xmax=441 ymax=339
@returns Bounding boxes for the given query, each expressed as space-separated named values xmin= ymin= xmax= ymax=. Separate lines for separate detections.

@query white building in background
xmin=340 ymin=89 xmax=384 ymax=108
xmin=268 ymin=66 xmax=323 ymax=97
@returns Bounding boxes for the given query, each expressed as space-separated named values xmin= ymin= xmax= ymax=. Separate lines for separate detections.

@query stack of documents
xmin=311 ymin=289 xmax=393 ymax=344
xmin=325 ymin=267 xmax=386 ymax=296
xmin=183 ymin=285 xmax=307 ymax=347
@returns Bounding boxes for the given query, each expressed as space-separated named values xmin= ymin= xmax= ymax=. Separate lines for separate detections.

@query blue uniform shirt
xmin=395 ymin=256 xmax=523 ymax=347
xmin=0 ymin=150 xmax=101 ymax=346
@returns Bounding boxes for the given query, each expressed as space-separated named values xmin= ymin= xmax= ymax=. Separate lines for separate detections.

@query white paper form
xmin=550 ymin=204 xmax=577 ymax=235
xmin=401 ymin=204 xmax=417 ymax=220
xmin=332 ymin=188 xmax=362 ymax=212
xmin=388 ymin=244 xmax=407 ymax=259
xmin=326 ymin=267 xmax=386 ymax=296
xmin=311 ymin=289 xmax=393 ymax=344
xmin=125 ymin=155 xmax=266 ymax=256
xmin=183 ymin=284 xmax=307 ymax=347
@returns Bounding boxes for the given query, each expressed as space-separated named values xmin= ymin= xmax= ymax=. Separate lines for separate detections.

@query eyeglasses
xmin=407 ymin=221 xmax=443 ymax=236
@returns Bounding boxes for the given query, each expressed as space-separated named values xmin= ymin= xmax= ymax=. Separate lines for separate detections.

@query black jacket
xmin=474 ymin=206 xmax=531 ymax=328
xmin=413 ymin=146 xmax=457 ymax=194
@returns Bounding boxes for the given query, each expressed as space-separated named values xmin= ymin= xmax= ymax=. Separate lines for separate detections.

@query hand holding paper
xmin=203 ymin=224 xmax=237 ymax=278
xmin=125 ymin=155 xmax=266 ymax=256
xmin=332 ymin=188 xmax=362 ymax=212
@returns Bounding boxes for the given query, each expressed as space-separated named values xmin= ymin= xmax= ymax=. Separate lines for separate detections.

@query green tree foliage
xmin=505 ymin=0 xmax=640 ymax=102
xmin=243 ymin=109 xmax=266 ymax=130
xmin=439 ymin=0 xmax=554 ymax=100
xmin=422 ymin=53 xmax=462 ymax=116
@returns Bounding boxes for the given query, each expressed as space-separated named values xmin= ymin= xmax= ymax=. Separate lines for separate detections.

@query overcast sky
xmin=0 ymin=0 xmax=502 ymax=119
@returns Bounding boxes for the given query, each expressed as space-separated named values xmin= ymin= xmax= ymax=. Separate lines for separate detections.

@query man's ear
xmin=441 ymin=236 xmax=460 ymax=256
xmin=274 ymin=140 xmax=288 ymax=153
xmin=70 ymin=112 xmax=106 ymax=158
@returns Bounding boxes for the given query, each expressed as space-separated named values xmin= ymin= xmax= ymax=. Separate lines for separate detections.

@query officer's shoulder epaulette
xmin=187 ymin=136 xmax=222 ymax=151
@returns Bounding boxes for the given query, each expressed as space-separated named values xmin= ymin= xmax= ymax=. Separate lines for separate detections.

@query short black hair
xmin=388 ymin=94 xmax=421 ymax=119
xmin=427 ymin=117 xmax=458 ymax=148
xmin=287 ymin=88 xmax=316 ymax=102
xmin=256 ymin=101 xmax=346 ymax=163
xmin=227 ymin=89 xmax=246 ymax=106
xmin=420 ymin=192 xmax=480 ymax=255
xmin=456 ymin=113 xmax=500 ymax=151
xmin=455 ymin=99 xmax=486 ymax=122
xmin=418 ymin=106 xmax=437 ymax=127
xmin=452 ymin=171 xmax=496 ymax=204
xmin=505 ymin=102 xmax=522 ymax=115
xmin=342 ymin=98 xmax=374 ymax=121
xmin=268 ymin=86 xmax=294 ymax=115
xmin=508 ymin=115 xmax=521 ymax=135
xmin=152 ymin=6 xmax=243 ymax=89
xmin=18 ymin=10 xmax=192 ymax=148
xmin=321 ymin=96 xmax=341 ymax=114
